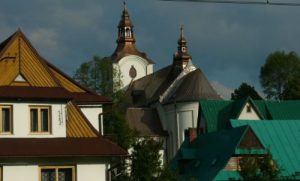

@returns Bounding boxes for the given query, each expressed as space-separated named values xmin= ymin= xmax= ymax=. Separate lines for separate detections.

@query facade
xmin=111 ymin=2 xmax=154 ymax=90
xmin=0 ymin=30 xmax=127 ymax=181
xmin=172 ymin=98 xmax=300 ymax=180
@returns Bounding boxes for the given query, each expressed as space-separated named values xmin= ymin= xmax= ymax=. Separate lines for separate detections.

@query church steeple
xmin=173 ymin=26 xmax=192 ymax=73
xmin=117 ymin=1 xmax=135 ymax=44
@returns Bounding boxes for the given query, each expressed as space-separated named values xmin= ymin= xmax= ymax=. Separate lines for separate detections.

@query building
xmin=0 ymin=30 xmax=127 ymax=181
xmin=125 ymin=26 xmax=221 ymax=159
xmin=172 ymin=98 xmax=300 ymax=180
xmin=111 ymin=2 xmax=154 ymax=90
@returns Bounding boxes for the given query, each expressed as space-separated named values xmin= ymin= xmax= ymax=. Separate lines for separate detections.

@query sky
xmin=1 ymin=0 xmax=300 ymax=99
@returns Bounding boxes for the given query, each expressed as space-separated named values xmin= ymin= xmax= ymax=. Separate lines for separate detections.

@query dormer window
xmin=0 ymin=105 xmax=12 ymax=134
xmin=246 ymin=105 xmax=252 ymax=113
xmin=30 ymin=106 xmax=51 ymax=133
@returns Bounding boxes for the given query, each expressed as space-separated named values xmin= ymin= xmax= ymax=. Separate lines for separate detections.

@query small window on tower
xmin=246 ymin=105 xmax=252 ymax=113
xmin=125 ymin=28 xmax=131 ymax=37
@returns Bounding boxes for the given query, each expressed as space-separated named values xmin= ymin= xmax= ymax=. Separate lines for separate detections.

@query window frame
xmin=0 ymin=105 xmax=13 ymax=134
xmin=39 ymin=166 xmax=76 ymax=181
xmin=0 ymin=165 xmax=2 ymax=181
xmin=29 ymin=106 xmax=52 ymax=134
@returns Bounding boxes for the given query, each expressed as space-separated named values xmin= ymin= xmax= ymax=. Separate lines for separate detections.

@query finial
xmin=180 ymin=25 xmax=184 ymax=39
xmin=123 ymin=1 xmax=127 ymax=11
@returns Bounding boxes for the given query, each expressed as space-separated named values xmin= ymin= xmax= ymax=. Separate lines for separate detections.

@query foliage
xmin=73 ymin=56 xmax=123 ymax=100
xmin=239 ymin=151 xmax=280 ymax=181
xmin=103 ymin=107 xmax=135 ymax=150
xmin=260 ymin=51 xmax=300 ymax=100
xmin=131 ymin=139 xmax=163 ymax=181
xmin=231 ymin=83 xmax=263 ymax=100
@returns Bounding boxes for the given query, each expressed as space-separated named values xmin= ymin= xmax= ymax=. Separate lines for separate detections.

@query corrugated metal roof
xmin=200 ymin=98 xmax=300 ymax=133
xmin=171 ymin=126 xmax=248 ymax=181
xmin=231 ymin=119 xmax=300 ymax=177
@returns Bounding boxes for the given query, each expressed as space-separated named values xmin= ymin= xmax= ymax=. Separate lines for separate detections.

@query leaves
xmin=231 ymin=83 xmax=263 ymax=100
xmin=260 ymin=51 xmax=300 ymax=100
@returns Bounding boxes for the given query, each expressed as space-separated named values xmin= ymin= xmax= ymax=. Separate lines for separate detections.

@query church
xmin=110 ymin=3 xmax=220 ymax=160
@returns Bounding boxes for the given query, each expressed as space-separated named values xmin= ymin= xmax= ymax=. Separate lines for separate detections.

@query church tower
xmin=172 ymin=26 xmax=193 ymax=75
xmin=111 ymin=2 xmax=154 ymax=90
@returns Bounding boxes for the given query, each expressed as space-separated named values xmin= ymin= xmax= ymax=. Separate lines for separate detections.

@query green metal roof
xmin=200 ymin=98 xmax=300 ymax=133
xmin=231 ymin=119 xmax=300 ymax=178
xmin=171 ymin=126 xmax=249 ymax=181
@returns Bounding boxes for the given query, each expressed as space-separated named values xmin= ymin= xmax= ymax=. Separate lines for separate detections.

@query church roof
xmin=128 ymin=65 xmax=220 ymax=106
xmin=126 ymin=107 xmax=168 ymax=137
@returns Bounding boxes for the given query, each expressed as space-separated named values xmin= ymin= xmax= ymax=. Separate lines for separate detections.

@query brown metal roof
xmin=0 ymin=86 xmax=72 ymax=100
xmin=72 ymin=92 xmax=111 ymax=104
xmin=0 ymin=138 xmax=127 ymax=157
xmin=126 ymin=107 xmax=168 ymax=137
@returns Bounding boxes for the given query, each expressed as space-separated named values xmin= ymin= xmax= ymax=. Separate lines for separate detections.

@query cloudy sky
xmin=1 ymin=0 xmax=300 ymax=98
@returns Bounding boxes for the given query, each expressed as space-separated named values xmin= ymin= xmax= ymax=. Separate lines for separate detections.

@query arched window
xmin=125 ymin=27 xmax=131 ymax=37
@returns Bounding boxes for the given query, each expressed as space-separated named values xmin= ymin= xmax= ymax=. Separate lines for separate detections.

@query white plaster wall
xmin=77 ymin=164 xmax=107 ymax=181
xmin=162 ymin=102 xmax=199 ymax=158
xmin=0 ymin=102 xmax=66 ymax=138
xmin=3 ymin=165 xmax=38 ymax=181
xmin=118 ymin=55 xmax=150 ymax=89
xmin=79 ymin=105 xmax=103 ymax=133
xmin=238 ymin=102 xmax=261 ymax=120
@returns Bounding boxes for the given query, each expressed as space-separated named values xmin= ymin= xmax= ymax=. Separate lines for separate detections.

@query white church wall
xmin=118 ymin=55 xmax=150 ymax=89
xmin=162 ymin=101 xmax=199 ymax=158
xmin=0 ymin=102 xmax=66 ymax=138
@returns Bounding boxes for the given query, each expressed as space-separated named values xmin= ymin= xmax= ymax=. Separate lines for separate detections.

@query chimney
xmin=188 ymin=128 xmax=197 ymax=144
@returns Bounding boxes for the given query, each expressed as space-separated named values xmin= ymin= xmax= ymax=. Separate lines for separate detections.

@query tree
xmin=73 ymin=56 xmax=123 ymax=100
xmin=231 ymin=83 xmax=263 ymax=100
xmin=239 ymin=151 xmax=280 ymax=181
xmin=130 ymin=139 xmax=163 ymax=181
xmin=260 ymin=51 xmax=300 ymax=100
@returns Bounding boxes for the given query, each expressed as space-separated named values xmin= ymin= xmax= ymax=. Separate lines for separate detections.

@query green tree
xmin=131 ymin=139 xmax=163 ymax=181
xmin=231 ymin=83 xmax=263 ymax=100
xmin=239 ymin=151 xmax=280 ymax=181
xmin=73 ymin=56 xmax=123 ymax=100
xmin=260 ymin=51 xmax=300 ymax=100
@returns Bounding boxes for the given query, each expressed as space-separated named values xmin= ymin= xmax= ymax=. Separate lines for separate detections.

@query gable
xmin=231 ymin=119 xmax=300 ymax=177
xmin=238 ymin=127 xmax=264 ymax=149
xmin=0 ymin=31 xmax=59 ymax=87
xmin=237 ymin=102 xmax=261 ymax=120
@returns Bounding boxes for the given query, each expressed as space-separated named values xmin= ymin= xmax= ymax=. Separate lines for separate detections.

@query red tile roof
xmin=0 ymin=138 xmax=127 ymax=157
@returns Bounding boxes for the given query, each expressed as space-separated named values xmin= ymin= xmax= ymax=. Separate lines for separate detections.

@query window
xmin=246 ymin=105 xmax=252 ymax=113
xmin=40 ymin=166 xmax=75 ymax=181
xmin=30 ymin=106 xmax=51 ymax=133
xmin=0 ymin=105 xmax=12 ymax=134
